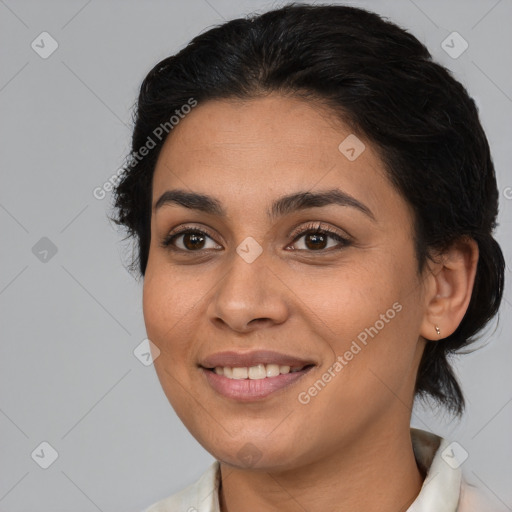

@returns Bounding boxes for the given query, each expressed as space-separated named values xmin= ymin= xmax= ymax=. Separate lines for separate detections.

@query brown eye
xmin=182 ymin=232 xmax=206 ymax=250
xmin=303 ymin=232 xmax=329 ymax=250
xmin=290 ymin=223 xmax=351 ymax=252
xmin=161 ymin=228 xmax=222 ymax=252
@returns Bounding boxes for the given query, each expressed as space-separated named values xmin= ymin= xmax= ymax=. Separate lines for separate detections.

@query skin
xmin=142 ymin=94 xmax=479 ymax=512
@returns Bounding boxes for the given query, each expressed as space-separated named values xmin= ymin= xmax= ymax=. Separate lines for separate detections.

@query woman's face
xmin=143 ymin=94 xmax=429 ymax=470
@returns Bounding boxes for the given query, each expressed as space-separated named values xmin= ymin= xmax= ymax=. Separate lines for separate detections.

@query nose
xmin=206 ymin=250 xmax=289 ymax=333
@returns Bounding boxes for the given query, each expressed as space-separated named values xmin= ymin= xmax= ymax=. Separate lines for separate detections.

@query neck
xmin=219 ymin=422 xmax=424 ymax=512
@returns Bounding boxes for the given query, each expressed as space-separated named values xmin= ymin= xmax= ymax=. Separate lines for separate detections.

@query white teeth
xmin=266 ymin=364 xmax=280 ymax=377
xmin=232 ymin=367 xmax=248 ymax=379
xmin=248 ymin=364 xmax=266 ymax=379
xmin=212 ymin=363 xmax=307 ymax=380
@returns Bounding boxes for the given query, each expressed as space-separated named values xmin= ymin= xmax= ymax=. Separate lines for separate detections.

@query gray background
xmin=0 ymin=0 xmax=511 ymax=510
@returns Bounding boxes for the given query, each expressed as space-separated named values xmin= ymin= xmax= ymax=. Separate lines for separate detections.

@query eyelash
xmin=160 ymin=221 xmax=352 ymax=254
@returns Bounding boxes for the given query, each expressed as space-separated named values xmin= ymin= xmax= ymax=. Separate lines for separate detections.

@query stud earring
xmin=435 ymin=325 xmax=441 ymax=336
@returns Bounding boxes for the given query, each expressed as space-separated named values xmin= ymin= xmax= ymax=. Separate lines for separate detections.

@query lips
xmin=200 ymin=349 xmax=317 ymax=369
xmin=199 ymin=350 xmax=317 ymax=401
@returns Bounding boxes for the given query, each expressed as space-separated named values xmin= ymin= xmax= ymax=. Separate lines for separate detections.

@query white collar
xmin=408 ymin=428 xmax=462 ymax=511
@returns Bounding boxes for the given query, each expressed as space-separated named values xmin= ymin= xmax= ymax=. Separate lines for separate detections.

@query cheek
xmin=142 ymin=269 xmax=206 ymax=422
xmin=142 ymin=266 xmax=203 ymax=360
xmin=310 ymin=255 xmax=421 ymax=399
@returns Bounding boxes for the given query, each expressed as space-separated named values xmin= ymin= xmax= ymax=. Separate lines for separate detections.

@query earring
xmin=435 ymin=325 xmax=441 ymax=336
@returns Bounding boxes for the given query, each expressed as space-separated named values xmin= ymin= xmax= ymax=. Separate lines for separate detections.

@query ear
xmin=420 ymin=237 xmax=479 ymax=341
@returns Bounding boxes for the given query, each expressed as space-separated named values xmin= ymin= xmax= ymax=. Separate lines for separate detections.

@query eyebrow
xmin=154 ymin=188 xmax=375 ymax=222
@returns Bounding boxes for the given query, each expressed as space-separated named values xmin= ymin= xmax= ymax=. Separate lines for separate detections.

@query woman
xmin=111 ymin=3 xmax=506 ymax=511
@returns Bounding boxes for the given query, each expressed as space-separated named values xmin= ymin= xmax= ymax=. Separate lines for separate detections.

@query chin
xmin=203 ymin=433 xmax=307 ymax=472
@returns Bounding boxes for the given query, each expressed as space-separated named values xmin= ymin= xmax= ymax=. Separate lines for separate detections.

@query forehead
xmin=151 ymin=94 xmax=400 ymax=220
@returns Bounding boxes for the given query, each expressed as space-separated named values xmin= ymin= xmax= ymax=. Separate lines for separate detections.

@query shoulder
xmin=458 ymin=479 xmax=509 ymax=512
xmin=142 ymin=461 xmax=220 ymax=512
xmin=409 ymin=429 xmax=508 ymax=512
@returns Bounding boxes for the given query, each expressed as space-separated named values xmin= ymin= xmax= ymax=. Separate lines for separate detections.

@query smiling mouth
xmin=200 ymin=363 xmax=316 ymax=401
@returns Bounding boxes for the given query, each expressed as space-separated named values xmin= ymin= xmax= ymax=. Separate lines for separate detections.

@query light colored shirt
xmin=143 ymin=428 xmax=504 ymax=511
